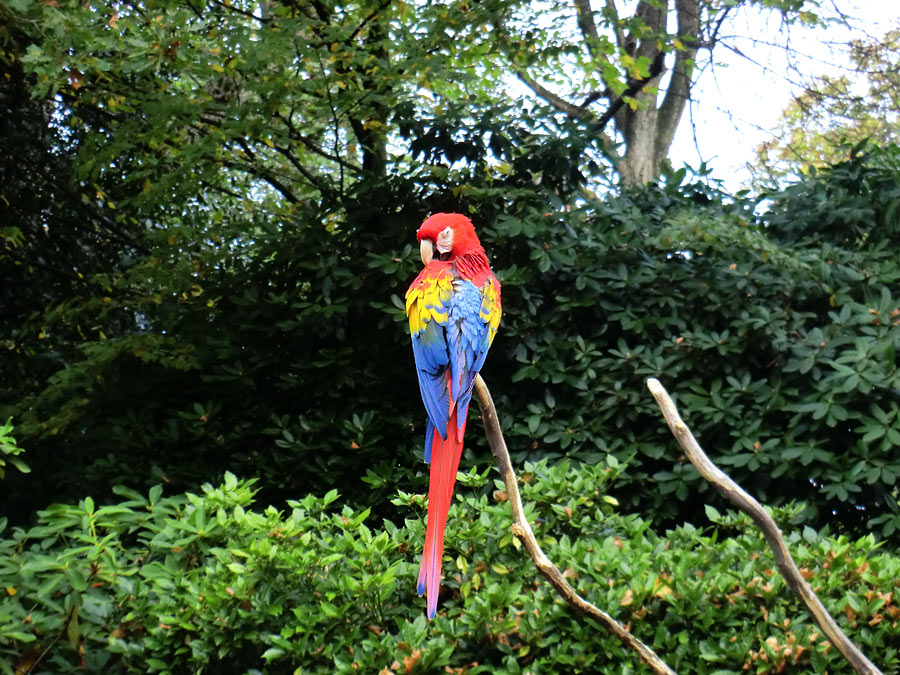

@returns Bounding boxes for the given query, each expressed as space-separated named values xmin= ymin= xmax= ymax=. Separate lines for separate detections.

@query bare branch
xmin=595 ymin=50 xmax=666 ymax=131
xmin=3 ymin=248 xmax=90 ymax=285
xmin=605 ymin=0 xmax=627 ymax=50
xmin=656 ymin=0 xmax=701 ymax=157
xmin=573 ymin=0 xmax=601 ymax=55
xmin=646 ymin=377 xmax=883 ymax=675
xmin=346 ymin=0 xmax=392 ymax=43
xmin=206 ymin=0 xmax=272 ymax=24
xmin=473 ymin=375 xmax=677 ymax=675
xmin=271 ymin=142 xmax=331 ymax=194
xmin=221 ymin=158 xmax=301 ymax=204
xmin=512 ymin=68 xmax=592 ymax=120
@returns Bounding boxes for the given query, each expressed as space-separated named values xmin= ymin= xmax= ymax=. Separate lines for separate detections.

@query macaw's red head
xmin=416 ymin=213 xmax=482 ymax=265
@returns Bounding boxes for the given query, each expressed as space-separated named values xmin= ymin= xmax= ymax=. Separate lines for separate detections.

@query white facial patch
xmin=436 ymin=226 xmax=454 ymax=254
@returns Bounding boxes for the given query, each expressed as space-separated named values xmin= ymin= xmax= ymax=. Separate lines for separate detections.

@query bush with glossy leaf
xmin=476 ymin=149 xmax=900 ymax=540
xmin=1 ymin=466 xmax=898 ymax=674
xmin=4 ymin=145 xmax=900 ymax=544
xmin=0 ymin=420 xmax=29 ymax=480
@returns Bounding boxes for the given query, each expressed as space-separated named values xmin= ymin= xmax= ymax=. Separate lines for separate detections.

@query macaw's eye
xmin=436 ymin=227 xmax=454 ymax=256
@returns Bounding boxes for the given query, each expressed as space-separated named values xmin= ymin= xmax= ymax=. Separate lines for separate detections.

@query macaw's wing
xmin=407 ymin=266 xmax=503 ymax=451
xmin=445 ymin=277 xmax=498 ymax=430
xmin=406 ymin=264 xmax=455 ymax=446
xmin=476 ymin=275 xmax=502 ymax=370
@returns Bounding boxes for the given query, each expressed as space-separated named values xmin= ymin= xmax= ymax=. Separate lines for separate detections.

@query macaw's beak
xmin=420 ymin=239 xmax=434 ymax=265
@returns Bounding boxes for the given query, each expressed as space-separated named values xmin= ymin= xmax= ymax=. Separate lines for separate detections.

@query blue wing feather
xmin=423 ymin=418 xmax=435 ymax=463
xmin=411 ymin=319 xmax=450 ymax=441
xmin=447 ymin=281 xmax=491 ymax=430
xmin=409 ymin=270 xmax=495 ymax=455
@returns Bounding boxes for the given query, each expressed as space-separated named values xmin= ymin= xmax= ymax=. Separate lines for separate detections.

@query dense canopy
xmin=2 ymin=0 xmax=900 ymax=672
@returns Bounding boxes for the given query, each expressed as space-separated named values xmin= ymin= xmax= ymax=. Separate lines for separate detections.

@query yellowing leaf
xmin=620 ymin=588 xmax=634 ymax=606
xmin=211 ymin=64 xmax=225 ymax=73
xmin=653 ymin=577 xmax=674 ymax=599
xmin=66 ymin=606 xmax=80 ymax=650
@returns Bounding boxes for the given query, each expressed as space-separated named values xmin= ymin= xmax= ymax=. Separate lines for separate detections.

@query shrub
xmin=0 ymin=419 xmax=29 ymax=480
xmin=474 ymin=153 xmax=900 ymax=540
xmin=1 ymin=465 xmax=898 ymax=674
xmin=4 ymin=149 xmax=900 ymax=543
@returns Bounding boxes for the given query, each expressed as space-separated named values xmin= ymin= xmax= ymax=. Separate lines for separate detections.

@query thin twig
xmin=646 ymin=377 xmax=882 ymax=675
xmin=473 ymin=375 xmax=677 ymax=675
xmin=25 ymin=604 xmax=78 ymax=673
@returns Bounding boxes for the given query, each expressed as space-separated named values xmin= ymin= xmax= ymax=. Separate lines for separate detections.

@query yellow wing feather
xmin=479 ymin=277 xmax=502 ymax=345
xmin=406 ymin=270 xmax=454 ymax=335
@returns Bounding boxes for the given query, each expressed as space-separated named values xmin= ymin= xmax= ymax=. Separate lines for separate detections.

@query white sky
xmin=667 ymin=1 xmax=900 ymax=190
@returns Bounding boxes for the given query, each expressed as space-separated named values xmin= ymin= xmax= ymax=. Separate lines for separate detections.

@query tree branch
xmin=206 ymin=0 xmax=272 ymax=24
xmin=2 ymin=248 xmax=90 ymax=286
xmin=594 ymin=50 xmax=666 ymax=131
xmin=473 ymin=375 xmax=677 ymax=675
xmin=346 ymin=0 xmax=392 ymax=43
xmin=656 ymin=0 xmax=701 ymax=155
xmin=511 ymin=31 xmax=663 ymax=140
xmin=512 ymin=68 xmax=592 ymax=121
xmin=605 ymin=0 xmax=627 ymax=50
xmin=276 ymin=112 xmax=361 ymax=170
xmin=220 ymin=159 xmax=300 ymax=204
xmin=573 ymin=0 xmax=601 ymax=57
xmin=646 ymin=377 xmax=882 ymax=675
xmin=271 ymin=142 xmax=331 ymax=194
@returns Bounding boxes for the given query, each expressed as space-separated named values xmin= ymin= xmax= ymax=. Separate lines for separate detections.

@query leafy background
xmin=2 ymin=0 xmax=900 ymax=671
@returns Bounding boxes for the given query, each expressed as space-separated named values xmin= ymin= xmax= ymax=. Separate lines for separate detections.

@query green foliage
xmin=0 ymin=420 xmax=30 ymax=479
xmin=2 ymin=0 xmax=900 ymax=554
xmin=1 ymin=466 xmax=897 ymax=673
xmin=479 ymin=154 xmax=900 ymax=540
xmin=4 ymin=149 xmax=900 ymax=546
xmin=751 ymin=27 xmax=900 ymax=187
xmin=0 ymin=0 xmax=599 ymax=519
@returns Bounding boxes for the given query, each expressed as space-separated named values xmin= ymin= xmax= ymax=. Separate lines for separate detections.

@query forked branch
xmin=473 ymin=375 xmax=676 ymax=675
xmin=646 ymin=377 xmax=881 ymax=675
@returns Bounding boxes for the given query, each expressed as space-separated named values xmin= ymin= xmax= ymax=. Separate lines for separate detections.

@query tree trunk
xmin=615 ymin=1 xmax=665 ymax=185
xmin=349 ymin=3 xmax=389 ymax=178
xmin=615 ymin=0 xmax=700 ymax=186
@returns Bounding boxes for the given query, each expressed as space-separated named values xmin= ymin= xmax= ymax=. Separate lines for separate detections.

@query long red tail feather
xmin=417 ymin=409 xmax=466 ymax=619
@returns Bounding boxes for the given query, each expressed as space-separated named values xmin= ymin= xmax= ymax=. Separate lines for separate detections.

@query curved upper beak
xmin=420 ymin=238 xmax=434 ymax=265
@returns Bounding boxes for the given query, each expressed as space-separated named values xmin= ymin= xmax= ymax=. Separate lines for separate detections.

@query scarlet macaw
xmin=405 ymin=212 xmax=502 ymax=619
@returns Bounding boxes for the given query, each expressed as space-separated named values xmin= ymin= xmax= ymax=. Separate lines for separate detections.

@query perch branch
xmin=646 ymin=378 xmax=882 ymax=675
xmin=473 ymin=375 xmax=676 ymax=675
